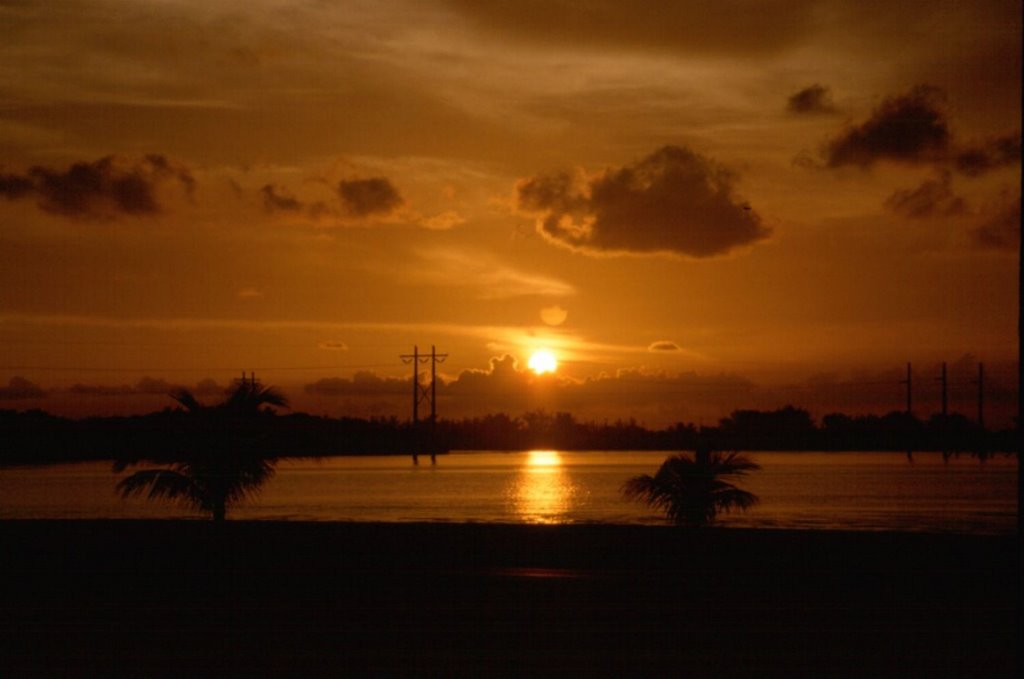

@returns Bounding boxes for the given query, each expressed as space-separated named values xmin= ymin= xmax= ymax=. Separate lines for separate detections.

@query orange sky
xmin=0 ymin=1 xmax=1020 ymax=427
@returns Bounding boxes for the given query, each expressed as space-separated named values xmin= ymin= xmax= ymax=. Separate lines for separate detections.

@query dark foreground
xmin=1 ymin=521 xmax=1018 ymax=677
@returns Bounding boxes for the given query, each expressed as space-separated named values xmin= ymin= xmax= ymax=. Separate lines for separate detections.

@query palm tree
xmin=115 ymin=380 xmax=288 ymax=521
xmin=622 ymin=446 xmax=760 ymax=527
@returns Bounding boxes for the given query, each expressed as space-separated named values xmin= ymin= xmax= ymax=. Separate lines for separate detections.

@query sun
xmin=528 ymin=349 xmax=558 ymax=375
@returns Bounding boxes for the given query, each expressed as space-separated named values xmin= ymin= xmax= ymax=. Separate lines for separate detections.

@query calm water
xmin=0 ymin=451 xmax=1017 ymax=534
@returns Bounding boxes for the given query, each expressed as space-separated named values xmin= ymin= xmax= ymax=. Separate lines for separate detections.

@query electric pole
xmin=940 ymin=361 xmax=948 ymax=418
xmin=902 ymin=362 xmax=913 ymax=461
xmin=400 ymin=345 xmax=448 ymax=464
xmin=902 ymin=362 xmax=912 ymax=415
xmin=976 ymin=362 xmax=985 ymax=429
xmin=938 ymin=361 xmax=949 ymax=462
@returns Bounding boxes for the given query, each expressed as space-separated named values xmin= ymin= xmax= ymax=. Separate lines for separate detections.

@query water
xmin=0 ymin=451 xmax=1017 ymax=534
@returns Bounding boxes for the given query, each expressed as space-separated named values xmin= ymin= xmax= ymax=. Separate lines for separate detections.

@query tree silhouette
xmin=114 ymin=381 xmax=288 ymax=521
xmin=622 ymin=446 xmax=760 ymax=527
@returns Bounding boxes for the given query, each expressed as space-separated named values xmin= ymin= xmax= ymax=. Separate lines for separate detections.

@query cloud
xmin=955 ymin=132 xmax=1021 ymax=176
xmin=0 ymin=376 xmax=46 ymax=400
xmin=971 ymin=196 xmax=1021 ymax=251
xmin=0 ymin=155 xmax=194 ymax=219
xmin=648 ymin=341 xmax=682 ymax=352
xmin=305 ymin=371 xmax=408 ymax=397
xmin=439 ymin=359 xmax=760 ymax=424
xmin=517 ymin=145 xmax=769 ymax=257
xmin=337 ymin=177 xmax=403 ymax=218
xmin=0 ymin=173 xmax=35 ymax=199
xmin=134 ymin=377 xmax=179 ymax=395
xmin=260 ymin=184 xmax=304 ymax=212
xmin=441 ymin=355 xmax=541 ymax=413
xmin=884 ymin=172 xmax=967 ymax=219
xmin=824 ymin=85 xmax=950 ymax=168
xmin=787 ymin=84 xmax=836 ymax=114
xmin=259 ymin=176 xmax=406 ymax=224
xmin=194 ymin=379 xmax=226 ymax=396
xmin=259 ymin=183 xmax=332 ymax=220
xmin=69 ymin=377 xmax=182 ymax=396
xmin=815 ymin=87 xmax=1018 ymax=177
xmin=421 ymin=210 xmax=466 ymax=230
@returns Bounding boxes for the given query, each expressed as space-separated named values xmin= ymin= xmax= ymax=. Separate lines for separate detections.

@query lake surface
xmin=0 ymin=451 xmax=1017 ymax=534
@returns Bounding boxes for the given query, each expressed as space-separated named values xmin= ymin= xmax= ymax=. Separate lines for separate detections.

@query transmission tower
xmin=399 ymin=345 xmax=447 ymax=463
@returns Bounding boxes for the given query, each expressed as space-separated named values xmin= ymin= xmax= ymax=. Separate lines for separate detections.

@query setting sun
xmin=528 ymin=350 xmax=558 ymax=375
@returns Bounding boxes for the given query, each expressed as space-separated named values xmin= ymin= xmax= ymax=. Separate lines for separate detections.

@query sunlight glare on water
xmin=508 ymin=450 xmax=588 ymax=523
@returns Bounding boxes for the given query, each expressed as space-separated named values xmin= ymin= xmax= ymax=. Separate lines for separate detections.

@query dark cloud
xmin=337 ymin=177 xmax=403 ymax=218
xmin=447 ymin=0 xmax=816 ymax=57
xmin=955 ymin=132 xmax=1021 ymax=176
xmin=194 ymin=379 xmax=226 ymax=396
xmin=0 ymin=173 xmax=35 ymax=200
xmin=144 ymin=154 xmax=196 ymax=196
xmin=260 ymin=176 xmax=405 ymax=224
xmin=825 ymin=86 xmax=950 ymax=168
xmin=69 ymin=377 xmax=184 ymax=397
xmin=445 ymin=355 xmax=529 ymax=407
xmin=0 ymin=376 xmax=46 ymax=400
xmin=69 ymin=383 xmax=132 ymax=396
xmin=787 ymin=84 xmax=836 ymax=114
xmin=0 ymin=155 xmax=194 ymax=219
xmin=258 ymin=183 xmax=332 ymax=221
xmin=517 ymin=145 xmax=769 ymax=257
xmin=884 ymin=172 xmax=967 ymax=219
xmin=305 ymin=371 xmax=408 ymax=397
xmin=648 ymin=341 xmax=682 ymax=352
xmin=134 ymin=377 xmax=179 ymax=395
xmin=260 ymin=184 xmax=303 ymax=212
xmin=971 ymin=196 xmax=1021 ymax=251
xmin=441 ymin=359 xmax=760 ymax=424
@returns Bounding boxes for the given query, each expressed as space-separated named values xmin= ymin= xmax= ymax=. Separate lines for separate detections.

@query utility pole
xmin=902 ymin=362 xmax=912 ymax=416
xmin=974 ymin=361 xmax=988 ymax=460
xmin=399 ymin=345 xmax=448 ymax=464
xmin=938 ymin=361 xmax=949 ymax=462
xmin=937 ymin=362 xmax=948 ymax=418
xmin=235 ymin=371 xmax=259 ymax=390
xmin=902 ymin=362 xmax=913 ymax=462
xmin=977 ymin=362 xmax=985 ymax=429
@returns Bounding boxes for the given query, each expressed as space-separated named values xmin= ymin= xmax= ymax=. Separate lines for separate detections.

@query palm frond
xmin=221 ymin=382 xmax=289 ymax=414
xmin=116 ymin=469 xmax=200 ymax=506
xmin=117 ymin=383 xmax=288 ymax=520
xmin=622 ymin=450 xmax=760 ymax=527
xmin=169 ymin=388 xmax=204 ymax=412
xmin=254 ymin=385 xmax=289 ymax=409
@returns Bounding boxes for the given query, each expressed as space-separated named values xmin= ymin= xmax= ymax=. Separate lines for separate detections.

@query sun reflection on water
xmin=508 ymin=451 xmax=585 ymax=523
xmin=527 ymin=450 xmax=562 ymax=467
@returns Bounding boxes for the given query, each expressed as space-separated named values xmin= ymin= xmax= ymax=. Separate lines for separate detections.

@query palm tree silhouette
xmin=622 ymin=446 xmax=760 ymax=527
xmin=115 ymin=380 xmax=288 ymax=521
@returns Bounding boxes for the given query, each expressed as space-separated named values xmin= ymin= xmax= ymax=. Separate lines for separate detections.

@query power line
xmin=0 ymin=363 xmax=396 ymax=373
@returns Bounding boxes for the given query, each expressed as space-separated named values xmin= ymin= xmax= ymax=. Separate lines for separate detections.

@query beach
xmin=1 ymin=521 xmax=1017 ymax=677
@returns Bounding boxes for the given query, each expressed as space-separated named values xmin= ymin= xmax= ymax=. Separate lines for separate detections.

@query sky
xmin=0 ymin=0 xmax=1020 ymax=427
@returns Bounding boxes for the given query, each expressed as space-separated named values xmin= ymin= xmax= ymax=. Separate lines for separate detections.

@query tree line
xmin=1 ymin=403 xmax=1014 ymax=466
